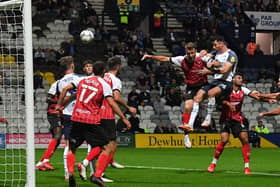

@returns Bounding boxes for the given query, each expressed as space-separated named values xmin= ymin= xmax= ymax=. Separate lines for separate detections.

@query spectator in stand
xmin=148 ymin=72 xmax=158 ymax=90
xmin=68 ymin=18 xmax=81 ymax=38
xmin=34 ymin=71 xmax=44 ymax=89
xmin=153 ymin=9 xmax=164 ymax=37
xmin=34 ymin=47 xmax=46 ymax=64
xmin=154 ymin=121 xmax=165 ymax=133
xmin=117 ymin=114 xmax=144 ymax=133
xmin=270 ymin=78 xmax=280 ymax=93
xmin=166 ymin=87 xmax=182 ymax=107
xmin=254 ymin=44 xmax=264 ymax=55
xmin=255 ymin=120 xmax=270 ymax=134
xmin=137 ymin=72 xmax=149 ymax=89
xmin=45 ymin=48 xmax=57 ymax=64
xmin=139 ymin=87 xmax=152 ymax=106
xmin=248 ymin=126 xmax=260 ymax=148
xmin=58 ymin=5 xmax=69 ymax=20
xmin=246 ymin=40 xmax=257 ymax=55
xmin=153 ymin=94 xmax=166 ymax=115
xmin=101 ymin=26 xmax=111 ymax=42
xmin=164 ymin=124 xmax=178 ymax=133
xmin=128 ymin=86 xmax=140 ymax=104
xmin=127 ymin=48 xmax=140 ymax=67
xmin=143 ymin=33 xmax=155 ymax=53
xmin=165 ymin=29 xmax=178 ymax=50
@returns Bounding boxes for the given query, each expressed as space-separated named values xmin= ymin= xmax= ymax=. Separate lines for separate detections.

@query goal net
xmin=0 ymin=0 xmax=35 ymax=186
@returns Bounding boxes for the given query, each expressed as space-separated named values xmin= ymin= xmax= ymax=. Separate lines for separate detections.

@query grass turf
xmin=2 ymin=148 xmax=280 ymax=186
xmin=36 ymin=148 xmax=280 ymax=187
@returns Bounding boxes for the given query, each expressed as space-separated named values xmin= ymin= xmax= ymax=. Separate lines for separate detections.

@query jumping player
xmin=141 ymin=42 xmax=208 ymax=145
xmin=181 ymin=36 xmax=238 ymax=131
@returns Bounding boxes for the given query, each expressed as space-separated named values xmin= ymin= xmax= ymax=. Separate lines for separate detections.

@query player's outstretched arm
xmin=106 ymin=97 xmax=131 ymax=129
xmin=258 ymin=106 xmax=280 ymax=119
xmin=259 ymin=93 xmax=280 ymax=100
xmin=141 ymin=54 xmax=170 ymax=62
xmin=113 ymin=90 xmax=137 ymax=116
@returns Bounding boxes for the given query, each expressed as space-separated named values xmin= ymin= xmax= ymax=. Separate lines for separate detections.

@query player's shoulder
xmin=228 ymin=49 xmax=237 ymax=57
xmin=241 ymin=86 xmax=251 ymax=95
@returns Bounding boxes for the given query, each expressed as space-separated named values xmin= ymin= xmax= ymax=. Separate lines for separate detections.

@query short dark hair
xmin=185 ymin=42 xmax=197 ymax=50
xmin=82 ymin=59 xmax=93 ymax=68
xmin=59 ymin=56 xmax=74 ymax=72
xmin=93 ymin=61 xmax=106 ymax=76
xmin=212 ymin=35 xmax=225 ymax=43
xmin=107 ymin=56 xmax=121 ymax=70
xmin=234 ymin=72 xmax=243 ymax=78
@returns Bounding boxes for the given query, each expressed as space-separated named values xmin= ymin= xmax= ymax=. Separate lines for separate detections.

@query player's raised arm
xmin=258 ymin=106 xmax=280 ymax=119
xmin=141 ymin=54 xmax=170 ymax=62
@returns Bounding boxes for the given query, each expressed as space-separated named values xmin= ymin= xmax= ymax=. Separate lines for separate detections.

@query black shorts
xmin=221 ymin=119 xmax=248 ymax=138
xmin=69 ymin=121 xmax=109 ymax=148
xmin=61 ymin=114 xmax=72 ymax=139
xmin=201 ymin=79 xmax=232 ymax=97
xmin=185 ymin=85 xmax=205 ymax=100
xmin=101 ymin=119 xmax=116 ymax=141
xmin=47 ymin=113 xmax=62 ymax=132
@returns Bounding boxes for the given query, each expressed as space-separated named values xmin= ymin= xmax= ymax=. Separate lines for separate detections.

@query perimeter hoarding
xmin=135 ymin=134 xmax=277 ymax=148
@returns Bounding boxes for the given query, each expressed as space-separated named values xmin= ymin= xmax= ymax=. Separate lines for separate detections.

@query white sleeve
xmin=241 ymin=87 xmax=251 ymax=96
xmin=99 ymin=78 xmax=113 ymax=97
xmin=71 ymin=74 xmax=84 ymax=88
xmin=48 ymin=81 xmax=58 ymax=95
xmin=170 ymin=56 xmax=184 ymax=67
xmin=111 ymin=76 xmax=122 ymax=92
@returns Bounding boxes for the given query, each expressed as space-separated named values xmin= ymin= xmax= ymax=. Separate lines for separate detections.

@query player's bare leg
xmin=208 ymin=132 xmax=229 ymax=172
xmin=239 ymin=132 xmax=251 ymax=175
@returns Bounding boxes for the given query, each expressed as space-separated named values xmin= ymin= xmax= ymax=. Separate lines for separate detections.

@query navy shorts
xmin=101 ymin=119 xmax=116 ymax=141
xmin=69 ymin=122 xmax=109 ymax=148
xmin=221 ymin=119 xmax=248 ymax=138
xmin=201 ymin=79 xmax=232 ymax=97
xmin=185 ymin=83 xmax=208 ymax=100
xmin=61 ymin=114 xmax=72 ymax=139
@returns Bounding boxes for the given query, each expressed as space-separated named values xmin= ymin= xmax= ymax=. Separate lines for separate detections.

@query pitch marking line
xmin=124 ymin=165 xmax=280 ymax=177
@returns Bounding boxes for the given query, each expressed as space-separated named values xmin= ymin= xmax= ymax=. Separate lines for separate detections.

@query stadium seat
xmin=144 ymin=105 xmax=154 ymax=111
xmin=163 ymin=105 xmax=172 ymax=111
xmin=172 ymin=106 xmax=181 ymax=111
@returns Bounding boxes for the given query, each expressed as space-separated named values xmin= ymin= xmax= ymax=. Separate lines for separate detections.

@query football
xmin=80 ymin=29 xmax=94 ymax=43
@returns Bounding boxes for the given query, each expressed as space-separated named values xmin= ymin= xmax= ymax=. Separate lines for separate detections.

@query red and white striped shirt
xmin=71 ymin=76 xmax=112 ymax=125
xmin=100 ymin=72 xmax=122 ymax=119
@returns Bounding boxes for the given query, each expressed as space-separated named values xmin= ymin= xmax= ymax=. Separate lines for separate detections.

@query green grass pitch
xmin=2 ymin=148 xmax=280 ymax=186
xmin=36 ymin=148 xmax=280 ymax=187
